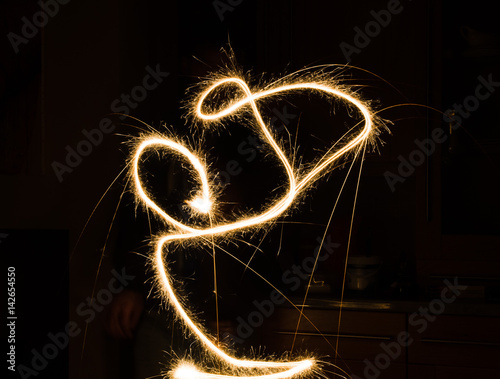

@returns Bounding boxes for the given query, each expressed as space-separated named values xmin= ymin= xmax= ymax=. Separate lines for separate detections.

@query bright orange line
xmin=132 ymin=75 xmax=377 ymax=379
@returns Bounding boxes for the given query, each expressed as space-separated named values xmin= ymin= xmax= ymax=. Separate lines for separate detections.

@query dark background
xmin=1 ymin=0 xmax=500 ymax=378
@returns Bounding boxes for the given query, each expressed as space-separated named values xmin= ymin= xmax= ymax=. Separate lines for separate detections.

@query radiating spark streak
xmin=210 ymin=216 xmax=220 ymax=345
xmin=290 ymin=141 xmax=365 ymax=355
xmin=73 ymin=163 xmax=131 ymax=264
xmin=131 ymin=74 xmax=378 ymax=379
xmin=78 ymin=166 xmax=131 ymax=368
xmin=276 ymin=64 xmax=406 ymax=103
xmin=322 ymin=368 xmax=349 ymax=379
xmin=334 ymin=140 xmax=368 ymax=371
xmin=240 ymin=229 xmax=271 ymax=277
xmin=194 ymin=235 xmax=346 ymax=357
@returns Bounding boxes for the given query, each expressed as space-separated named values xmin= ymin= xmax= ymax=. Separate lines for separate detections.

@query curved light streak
xmin=131 ymin=75 xmax=376 ymax=379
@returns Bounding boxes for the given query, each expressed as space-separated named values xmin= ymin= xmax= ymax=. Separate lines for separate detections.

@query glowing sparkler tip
xmin=304 ymin=360 xmax=314 ymax=369
xmin=187 ymin=196 xmax=213 ymax=214
xmin=173 ymin=362 xmax=201 ymax=379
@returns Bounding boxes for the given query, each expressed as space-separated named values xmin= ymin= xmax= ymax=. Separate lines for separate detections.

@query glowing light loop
xmin=131 ymin=75 xmax=376 ymax=379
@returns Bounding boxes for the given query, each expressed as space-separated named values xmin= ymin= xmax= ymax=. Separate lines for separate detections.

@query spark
xmin=131 ymin=70 xmax=381 ymax=379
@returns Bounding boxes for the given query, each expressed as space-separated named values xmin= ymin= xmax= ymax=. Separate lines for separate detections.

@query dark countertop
xmin=289 ymin=296 xmax=500 ymax=317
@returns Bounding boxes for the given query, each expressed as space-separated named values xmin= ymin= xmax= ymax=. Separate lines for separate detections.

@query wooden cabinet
xmin=260 ymin=305 xmax=500 ymax=378
xmin=408 ymin=365 xmax=500 ymax=379
xmin=416 ymin=0 xmax=500 ymax=287
xmin=262 ymin=307 xmax=407 ymax=378
xmin=408 ymin=314 xmax=500 ymax=370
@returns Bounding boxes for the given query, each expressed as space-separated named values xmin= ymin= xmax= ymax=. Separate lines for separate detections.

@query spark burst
xmin=130 ymin=68 xmax=382 ymax=379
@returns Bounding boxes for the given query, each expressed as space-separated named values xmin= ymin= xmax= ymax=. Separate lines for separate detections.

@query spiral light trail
xmin=131 ymin=74 xmax=377 ymax=379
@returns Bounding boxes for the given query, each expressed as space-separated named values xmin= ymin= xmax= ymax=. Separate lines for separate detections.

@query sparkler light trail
xmin=130 ymin=71 xmax=382 ymax=379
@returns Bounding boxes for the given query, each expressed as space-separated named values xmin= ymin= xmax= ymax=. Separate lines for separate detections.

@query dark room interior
xmin=2 ymin=1 xmax=500 ymax=379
